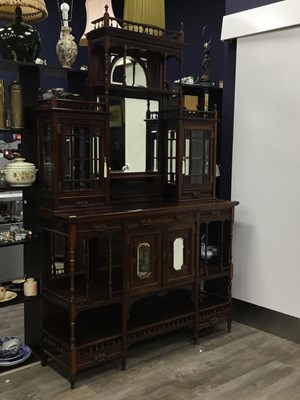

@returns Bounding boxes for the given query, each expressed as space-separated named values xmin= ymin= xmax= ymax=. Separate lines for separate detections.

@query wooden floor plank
xmin=1 ymin=320 xmax=300 ymax=399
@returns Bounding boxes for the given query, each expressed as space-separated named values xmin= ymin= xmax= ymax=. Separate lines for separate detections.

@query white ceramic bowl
xmin=4 ymin=158 xmax=38 ymax=187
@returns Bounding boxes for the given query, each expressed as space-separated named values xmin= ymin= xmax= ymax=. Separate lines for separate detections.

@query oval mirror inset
xmin=173 ymin=237 xmax=184 ymax=271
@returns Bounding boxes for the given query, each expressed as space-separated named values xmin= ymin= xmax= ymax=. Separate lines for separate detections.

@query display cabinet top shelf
xmin=37 ymin=96 xmax=106 ymax=113
xmin=87 ymin=6 xmax=185 ymax=57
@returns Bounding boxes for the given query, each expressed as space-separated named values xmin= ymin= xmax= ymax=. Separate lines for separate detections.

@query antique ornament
xmin=56 ymin=2 xmax=77 ymax=68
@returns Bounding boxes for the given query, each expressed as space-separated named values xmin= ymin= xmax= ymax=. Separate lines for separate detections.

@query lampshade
xmin=0 ymin=1 xmax=48 ymax=62
xmin=80 ymin=0 xmax=120 ymax=46
xmin=123 ymin=0 xmax=165 ymax=30
xmin=0 ymin=0 xmax=48 ymax=22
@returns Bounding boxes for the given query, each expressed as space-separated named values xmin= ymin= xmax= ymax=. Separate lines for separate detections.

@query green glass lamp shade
xmin=0 ymin=7 xmax=41 ymax=62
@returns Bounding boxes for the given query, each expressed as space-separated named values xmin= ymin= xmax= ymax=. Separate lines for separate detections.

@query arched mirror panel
xmin=111 ymin=56 xmax=147 ymax=87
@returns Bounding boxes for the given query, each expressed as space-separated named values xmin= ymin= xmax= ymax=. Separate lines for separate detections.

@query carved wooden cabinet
xmin=38 ymin=7 xmax=238 ymax=388
xmin=40 ymin=201 xmax=237 ymax=388
xmin=37 ymin=96 xmax=109 ymax=213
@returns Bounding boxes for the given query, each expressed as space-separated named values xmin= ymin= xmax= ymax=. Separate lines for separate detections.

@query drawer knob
xmin=93 ymin=224 xmax=106 ymax=232
xmin=94 ymin=353 xmax=106 ymax=363
xmin=77 ymin=201 xmax=88 ymax=208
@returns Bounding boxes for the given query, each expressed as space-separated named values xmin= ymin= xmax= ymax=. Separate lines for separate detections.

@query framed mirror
xmin=109 ymin=98 xmax=159 ymax=173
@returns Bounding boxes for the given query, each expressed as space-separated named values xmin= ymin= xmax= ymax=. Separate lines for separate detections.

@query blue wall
xmin=32 ymin=0 xmax=88 ymax=69
xmin=164 ymin=0 xmax=225 ymax=84
xmin=23 ymin=0 xmax=227 ymax=85
xmin=226 ymin=0 xmax=282 ymax=14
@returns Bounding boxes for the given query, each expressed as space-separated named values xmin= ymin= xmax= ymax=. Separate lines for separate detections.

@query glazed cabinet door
xmin=182 ymin=119 xmax=217 ymax=201
xmin=127 ymin=228 xmax=162 ymax=295
xmin=163 ymin=222 xmax=195 ymax=287
xmin=37 ymin=98 xmax=109 ymax=212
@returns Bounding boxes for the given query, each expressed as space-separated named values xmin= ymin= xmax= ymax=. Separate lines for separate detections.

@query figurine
xmin=200 ymin=41 xmax=211 ymax=85
xmin=200 ymin=26 xmax=212 ymax=86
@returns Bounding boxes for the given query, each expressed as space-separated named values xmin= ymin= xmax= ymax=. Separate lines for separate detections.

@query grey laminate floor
xmin=1 ymin=308 xmax=300 ymax=399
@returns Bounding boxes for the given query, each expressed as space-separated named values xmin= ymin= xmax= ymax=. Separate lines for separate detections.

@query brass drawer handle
xmin=193 ymin=192 xmax=202 ymax=198
xmin=93 ymin=224 xmax=106 ymax=232
xmin=77 ymin=200 xmax=88 ymax=208
xmin=94 ymin=353 xmax=106 ymax=363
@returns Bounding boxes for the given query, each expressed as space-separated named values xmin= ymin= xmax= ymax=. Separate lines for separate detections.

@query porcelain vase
xmin=56 ymin=26 xmax=78 ymax=69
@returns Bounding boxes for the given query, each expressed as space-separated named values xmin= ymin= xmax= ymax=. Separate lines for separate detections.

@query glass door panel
xmin=184 ymin=129 xmax=211 ymax=184
xmin=41 ymin=123 xmax=53 ymax=191
xmin=62 ymin=125 xmax=102 ymax=191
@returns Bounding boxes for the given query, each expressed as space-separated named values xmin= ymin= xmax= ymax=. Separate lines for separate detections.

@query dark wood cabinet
xmin=40 ymin=200 xmax=237 ymax=388
xmin=35 ymin=7 xmax=238 ymax=389
xmin=37 ymin=96 xmax=109 ymax=213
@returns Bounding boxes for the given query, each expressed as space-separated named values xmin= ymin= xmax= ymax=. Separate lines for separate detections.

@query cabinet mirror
xmin=137 ymin=242 xmax=151 ymax=278
xmin=109 ymin=98 xmax=159 ymax=173
xmin=173 ymin=237 xmax=184 ymax=271
xmin=111 ymin=56 xmax=147 ymax=87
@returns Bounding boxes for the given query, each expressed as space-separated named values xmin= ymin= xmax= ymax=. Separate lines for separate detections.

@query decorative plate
xmin=0 ymin=345 xmax=31 ymax=367
xmin=0 ymin=291 xmax=17 ymax=303
xmin=0 ymin=346 xmax=24 ymax=361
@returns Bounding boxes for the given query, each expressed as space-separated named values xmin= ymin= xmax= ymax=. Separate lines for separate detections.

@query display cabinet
xmin=37 ymin=96 xmax=109 ymax=213
xmin=37 ymin=6 xmax=238 ymax=389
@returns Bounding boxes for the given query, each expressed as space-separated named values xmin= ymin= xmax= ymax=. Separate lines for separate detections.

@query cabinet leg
xmin=227 ymin=320 xmax=232 ymax=333
xmin=40 ymin=351 xmax=47 ymax=367
xmin=70 ymin=376 xmax=76 ymax=390
xmin=121 ymin=357 xmax=126 ymax=370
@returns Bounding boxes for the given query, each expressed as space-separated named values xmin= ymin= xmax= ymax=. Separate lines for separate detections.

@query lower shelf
xmin=42 ymin=331 xmax=123 ymax=371
xmin=41 ymin=289 xmax=232 ymax=387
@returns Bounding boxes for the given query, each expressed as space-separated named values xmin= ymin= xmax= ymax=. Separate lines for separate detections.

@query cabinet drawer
xmin=198 ymin=301 xmax=230 ymax=329
xmin=77 ymin=342 xmax=122 ymax=370
xmin=56 ymin=195 xmax=106 ymax=212
xmin=77 ymin=221 xmax=122 ymax=235
xmin=200 ymin=209 xmax=231 ymax=222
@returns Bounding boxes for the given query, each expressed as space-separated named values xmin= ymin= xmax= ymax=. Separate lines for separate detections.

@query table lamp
xmin=80 ymin=0 xmax=120 ymax=46
xmin=0 ymin=0 xmax=48 ymax=62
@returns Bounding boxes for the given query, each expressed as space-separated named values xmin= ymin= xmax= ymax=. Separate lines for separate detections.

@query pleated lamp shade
xmin=80 ymin=0 xmax=120 ymax=46
xmin=0 ymin=0 xmax=48 ymax=22
xmin=0 ymin=0 xmax=48 ymax=62
xmin=123 ymin=0 xmax=165 ymax=29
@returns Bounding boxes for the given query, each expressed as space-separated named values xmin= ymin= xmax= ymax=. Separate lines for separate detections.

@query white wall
xmin=231 ymin=26 xmax=300 ymax=318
